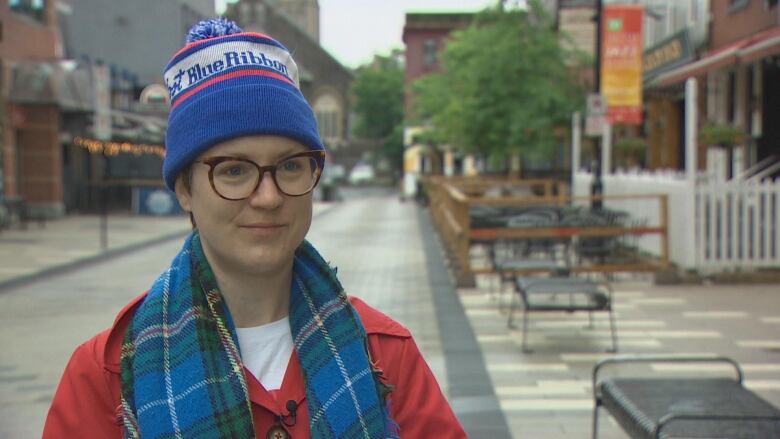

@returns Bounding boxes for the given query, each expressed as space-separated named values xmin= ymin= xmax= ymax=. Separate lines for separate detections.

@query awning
xmin=653 ymin=26 xmax=780 ymax=88
xmin=740 ymin=29 xmax=780 ymax=63
xmin=9 ymin=60 xmax=94 ymax=111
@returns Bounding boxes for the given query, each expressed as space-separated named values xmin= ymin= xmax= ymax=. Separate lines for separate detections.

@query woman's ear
xmin=174 ymin=174 xmax=193 ymax=213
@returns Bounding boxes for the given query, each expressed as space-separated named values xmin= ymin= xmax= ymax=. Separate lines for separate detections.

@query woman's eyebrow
xmin=214 ymin=149 xmax=305 ymax=161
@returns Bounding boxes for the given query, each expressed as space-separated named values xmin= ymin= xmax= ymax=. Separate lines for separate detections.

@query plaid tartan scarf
xmin=119 ymin=233 xmax=397 ymax=438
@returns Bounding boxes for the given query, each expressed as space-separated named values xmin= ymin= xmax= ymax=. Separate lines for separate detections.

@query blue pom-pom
xmin=185 ymin=18 xmax=243 ymax=44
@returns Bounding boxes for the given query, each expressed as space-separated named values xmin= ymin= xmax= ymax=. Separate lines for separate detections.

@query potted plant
xmin=698 ymin=123 xmax=745 ymax=149
xmin=699 ymin=123 xmax=746 ymax=179
xmin=614 ymin=136 xmax=647 ymax=169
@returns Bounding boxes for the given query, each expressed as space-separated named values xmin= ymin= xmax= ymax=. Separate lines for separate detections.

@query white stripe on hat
xmin=164 ymin=39 xmax=299 ymax=101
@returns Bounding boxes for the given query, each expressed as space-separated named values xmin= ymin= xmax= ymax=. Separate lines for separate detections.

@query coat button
xmin=266 ymin=425 xmax=290 ymax=439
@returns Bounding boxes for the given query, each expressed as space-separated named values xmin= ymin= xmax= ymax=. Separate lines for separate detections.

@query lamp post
xmin=100 ymin=150 xmax=109 ymax=251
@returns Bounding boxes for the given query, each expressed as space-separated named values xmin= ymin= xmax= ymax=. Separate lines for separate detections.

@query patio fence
xmin=425 ymin=176 xmax=670 ymax=286
xmin=574 ymin=170 xmax=780 ymax=272
xmin=696 ymin=179 xmax=780 ymax=271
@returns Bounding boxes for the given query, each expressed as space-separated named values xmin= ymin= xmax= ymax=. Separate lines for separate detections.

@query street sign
xmin=585 ymin=93 xmax=606 ymax=137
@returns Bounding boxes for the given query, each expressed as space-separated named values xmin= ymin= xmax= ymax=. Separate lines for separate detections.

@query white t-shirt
xmin=236 ymin=317 xmax=294 ymax=391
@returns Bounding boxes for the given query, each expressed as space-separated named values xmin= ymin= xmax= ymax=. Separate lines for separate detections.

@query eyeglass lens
xmin=212 ymin=156 xmax=319 ymax=199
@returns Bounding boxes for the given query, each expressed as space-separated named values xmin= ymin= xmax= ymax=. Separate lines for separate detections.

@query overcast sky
xmin=216 ymin=0 xmax=500 ymax=68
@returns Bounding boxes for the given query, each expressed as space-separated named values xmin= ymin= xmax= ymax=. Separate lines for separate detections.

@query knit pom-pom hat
xmin=162 ymin=18 xmax=324 ymax=189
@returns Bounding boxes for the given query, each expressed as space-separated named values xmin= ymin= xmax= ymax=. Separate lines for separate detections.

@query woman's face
xmin=175 ymin=135 xmax=314 ymax=277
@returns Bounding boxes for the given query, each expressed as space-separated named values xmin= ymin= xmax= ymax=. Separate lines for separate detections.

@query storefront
xmin=642 ymin=29 xmax=696 ymax=171
xmin=651 ymin=26 xmax=780 ymax=178
xmin=7 ymin=61 xmax=94 ymax=218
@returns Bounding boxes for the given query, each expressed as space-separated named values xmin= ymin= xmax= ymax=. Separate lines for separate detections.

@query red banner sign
xmin=601 ymin=5 xmax=644 ymax=125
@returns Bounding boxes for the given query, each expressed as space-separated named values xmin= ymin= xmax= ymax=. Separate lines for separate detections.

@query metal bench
xmin=507 ymin=276 xmax=616 ymax=353
xmin=0 ymin=196 xmax=46 ymax=230
xmin=592 ymin=356 xmax=780 ymax=439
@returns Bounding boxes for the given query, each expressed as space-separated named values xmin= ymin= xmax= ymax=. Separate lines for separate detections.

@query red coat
xmin=43 ymin=294 xmax=466 ymax=439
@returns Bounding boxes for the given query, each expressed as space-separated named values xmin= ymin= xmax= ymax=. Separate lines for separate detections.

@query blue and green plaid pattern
xmin=290 ymin=242 xmax=396 ymax=438
xmin=119 ymin=233 xmax=397 ymax=438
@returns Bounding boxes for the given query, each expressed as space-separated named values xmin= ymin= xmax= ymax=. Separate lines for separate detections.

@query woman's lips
xmin=240 ymin=223 xmax=287 ymax=237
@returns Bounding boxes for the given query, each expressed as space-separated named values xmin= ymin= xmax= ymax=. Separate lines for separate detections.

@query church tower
xmin=265 ymin=0 xmax=320 ymax=42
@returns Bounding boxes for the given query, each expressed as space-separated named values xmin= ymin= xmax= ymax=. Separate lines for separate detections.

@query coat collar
xmin=101 ymin=293 xmax=410 ymax=374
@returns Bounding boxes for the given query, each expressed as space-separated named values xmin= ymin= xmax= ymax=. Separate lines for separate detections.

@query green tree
xmin=413 ymin=0 xmax=587 ymax=166
xmin=351 ymin=51 xmax=405 ymax=173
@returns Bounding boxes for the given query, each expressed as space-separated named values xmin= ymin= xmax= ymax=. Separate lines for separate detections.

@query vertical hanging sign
xmin=92 ymin=64 xmax=112 ymax=140
xmin=601 ymin=5 xmax=644 ymax=125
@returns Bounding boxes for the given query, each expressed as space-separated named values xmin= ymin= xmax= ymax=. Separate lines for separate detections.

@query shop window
xmin=423 ymin=39 xmax=438 ymax=68
xmin=728 ymin=0 xmax=750 ymax=13
xmin=10 ymin=0 xmax=46 ymax=23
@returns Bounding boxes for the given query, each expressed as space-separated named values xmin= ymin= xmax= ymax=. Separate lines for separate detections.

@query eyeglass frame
xmin=193 ymin=150 xmax=326 ymax=200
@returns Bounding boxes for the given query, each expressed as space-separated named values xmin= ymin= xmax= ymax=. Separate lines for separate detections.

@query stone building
xmin=266 ymin=0 xmax=319 ymax=43
xmin=225 ymin=0 xmax=353 ymax=152
xmin=61 ymin=0 xmax=215 ymax=87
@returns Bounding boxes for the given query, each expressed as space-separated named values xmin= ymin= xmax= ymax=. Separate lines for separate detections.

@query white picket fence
xmin=574 ymin=171 xmax=780 ymax=272
xmin=696 ymin=180 xmax=780 ymax=271
xmin=573 ymin=170 xmax=695 ymax=268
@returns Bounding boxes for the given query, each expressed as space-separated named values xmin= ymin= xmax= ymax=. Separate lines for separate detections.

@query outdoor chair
xmin=507 ymin=276 xmax=616 ymax=353
xmin=592 ymin=355 xmax=780 ymax=439
xmin=469 ymin=205 xmax=510 ymax=229
xmin=483 ymin=240 xmax=562 ymax=306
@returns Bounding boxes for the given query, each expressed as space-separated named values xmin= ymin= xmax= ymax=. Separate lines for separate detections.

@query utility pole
xmin=594 ymin=0 xmax=602 ymax=96
xmin=591 ymin=0 xmax=604 ymax=210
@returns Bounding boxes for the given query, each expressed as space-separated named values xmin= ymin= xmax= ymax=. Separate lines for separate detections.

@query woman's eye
xmin=216 ymin=162 xmax=249 ymax=177
xmin=225 ymin=165 xmax=244 ymax=176
xmin=281 ymin=160 xmax=302 ymax=172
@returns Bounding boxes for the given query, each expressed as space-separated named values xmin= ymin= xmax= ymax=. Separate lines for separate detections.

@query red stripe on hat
xmin=171 ymin=32 xmax=278 ymax=59
xmin=171 ymin=69 xmax=296 ymax=110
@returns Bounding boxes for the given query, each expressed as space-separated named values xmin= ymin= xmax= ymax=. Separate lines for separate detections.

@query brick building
xmin=708 ymin=0 xmax=780 ymax=170
xmin=57 ymin=0 xmax=214 ymax=213
xmin=401 ymin=13 xmax=473 ymax=181
xmin=402 ymin=13 xmax=472 ymax=122
xmin=1 ymin=0 xmax=77 ymax=218
xmin=650 ymin=0 xmax=780 ymax=177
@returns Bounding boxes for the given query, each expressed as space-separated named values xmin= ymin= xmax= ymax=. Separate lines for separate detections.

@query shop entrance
xmin=759 ymin=56 xmax=780 ymax=174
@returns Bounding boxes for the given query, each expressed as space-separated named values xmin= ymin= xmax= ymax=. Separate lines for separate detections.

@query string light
xmin=74 ymin=137 xmax=166 ymax=158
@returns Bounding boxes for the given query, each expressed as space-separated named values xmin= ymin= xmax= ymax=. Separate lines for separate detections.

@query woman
xmin=43 ymin=18 xmax=465 ymax=439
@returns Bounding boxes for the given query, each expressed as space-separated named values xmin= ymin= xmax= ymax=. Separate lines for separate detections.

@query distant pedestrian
xmin=43 ymin=18 xmax=465 ymax=439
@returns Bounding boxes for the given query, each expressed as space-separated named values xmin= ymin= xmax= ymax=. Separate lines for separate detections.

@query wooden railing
xmin=424 ymin=176 xmax=670 ymax=287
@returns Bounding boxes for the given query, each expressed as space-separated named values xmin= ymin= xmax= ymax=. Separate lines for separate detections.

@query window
xmin=727 ymin=70 xmax=736 ymax=123
xmin=728 ymin=0 xmax=750 ymax=14
xmin=767 ymin=0 xmax=778 ymax=9
xmin=10 ymin=0 xmax=46 ymax=23
xmin=423 ymin=39 xmax=438 ymax=68
xmin=314 ymin=94 xmax=342 ymax=143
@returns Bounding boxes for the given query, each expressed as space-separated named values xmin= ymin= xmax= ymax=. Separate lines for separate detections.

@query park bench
xmin=507 ymin=275 xmax=616 ymax=353
xmin=0 ymin=196 xmax=45 ymax=231
xmin=592 ymin=355 xmax=780 ymax=439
